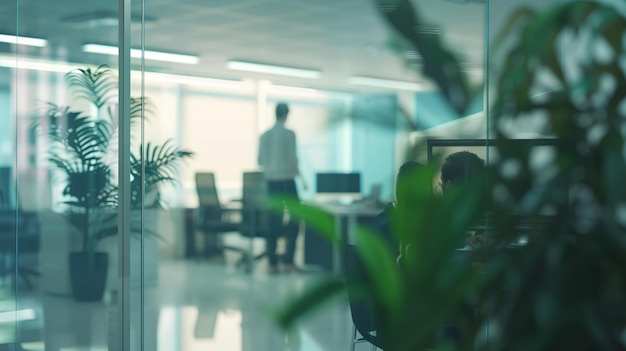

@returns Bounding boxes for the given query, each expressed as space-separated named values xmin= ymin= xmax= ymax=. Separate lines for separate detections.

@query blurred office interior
xmin=0 ymin=0 xmax=587 ymax=350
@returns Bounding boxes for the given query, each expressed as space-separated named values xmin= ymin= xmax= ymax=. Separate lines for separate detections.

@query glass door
xmin=1 ymin=0 xmax=146 ymax=349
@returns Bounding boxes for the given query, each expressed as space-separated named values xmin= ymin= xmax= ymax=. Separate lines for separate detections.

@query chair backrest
xmin=0 ymin=167 xmax=40 ymax=254
xmin=0 ymin=209 xmax=40 ymax=254
xmin=196 ymin=172 xmax=220 ymax=207
xmin=343 ymin=244 xmax=384 ymax=348
xmin=0 ymin=167 xmax=12 ymax=209
xmin=195 ymin=172 xmax=222 ymax=224
xmin=240 ymin=172 xmax=269 ymax=237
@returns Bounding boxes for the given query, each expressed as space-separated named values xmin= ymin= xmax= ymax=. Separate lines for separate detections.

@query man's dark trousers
xmin=266 ymin=179 xmax=299 ymax=267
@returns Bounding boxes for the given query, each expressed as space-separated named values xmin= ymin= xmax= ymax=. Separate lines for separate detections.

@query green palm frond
xmin=375 ymin=0 xmax=470 ymax=114
xmin=94 ymin=119 xmax=113 ymax=143
xmin=63 ymin=116 xmax=109 ymax=167
xmin=48 ymin=156 xmax=78 ymax=175
xmin=96 ymin=184 xmax=118 ymax=207
xmin=35 ymin=105 xmax=77 ymax=142
xmin=30 ymin=102 xmax=65 ymax=138
xmin=129 ymin=139 xmax=193 ymax=207
xmin=144 ymin=141 xmax=193 ymax=183
xmin=130 ymin=97 xmax=154 ymax=122
xmin=65 ymin=65 xmax=117 ymax=109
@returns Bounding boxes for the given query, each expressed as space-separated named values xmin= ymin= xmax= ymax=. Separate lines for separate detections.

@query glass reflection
xmin=5 ymin=0 xmax=124 ymax=347
xmin=158 ymin=307 xmax=242 ymax=351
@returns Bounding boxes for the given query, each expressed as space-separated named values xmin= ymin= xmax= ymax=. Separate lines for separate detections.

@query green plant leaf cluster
xmin=374 ymin=0 xmax=471 ymax=115
xmin=266 ymin=166 xmax=491 ymax=350
xmin=484 ymin=2 xmax=626 ymax=350
xmin=130 ymin=140 xmax=194 ymax=209
xmin=272 ymin=1 xmax=626 ymax=350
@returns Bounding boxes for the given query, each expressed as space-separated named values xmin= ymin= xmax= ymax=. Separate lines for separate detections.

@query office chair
xmin=0 ymin=209 xmax=41 ymax=290
xmin=236 ymin=171 xmax=271 ymax=273
xmin=195 ymin=172 xmax=245 ymax=261
xmin=343 ymin=244 xmax=384 ymax=351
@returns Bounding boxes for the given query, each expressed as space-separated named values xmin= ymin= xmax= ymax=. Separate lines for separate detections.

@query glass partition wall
xmin=1 ymin=0 xmax=492 ymax=350
xmin=2 ymin=0 xmax=146 ymax=349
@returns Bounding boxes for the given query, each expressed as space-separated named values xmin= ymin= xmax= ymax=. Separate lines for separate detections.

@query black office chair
xmin=0 ymin=209 xmax=41 ymax=290
xmin=236 ymin=171 xmax=271 ymax=272
xmin=343 ymin=244 xmax=384 ymax=350
xmin=195 ymin=172 xmax=245 ymax=261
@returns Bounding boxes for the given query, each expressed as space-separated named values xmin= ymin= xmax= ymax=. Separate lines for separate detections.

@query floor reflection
xmin=5 ymin=260 xmax=351 ymax=351
xmin=159 ymin=307 xmax=242 ymax=351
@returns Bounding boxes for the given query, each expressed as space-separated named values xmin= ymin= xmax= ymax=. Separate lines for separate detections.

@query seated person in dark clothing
xmin=439 ymin=151 xmax=485 ymax=195
xmin=370 ymin=161 xmax=426 ymax=252
xmin=440 ymin=151 xmax=487 ymax=251
xmin=372 ymin=153 xmax=486 ymax=258
xmin=434 ymin=151 xmax=487 ymax=348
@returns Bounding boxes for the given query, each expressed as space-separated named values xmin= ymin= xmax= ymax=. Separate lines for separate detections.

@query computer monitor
xmin=427 ymin=138 xmax=559 ymax=191
xmin=428 ymin=137 xmax=559 ymax=158
xmin=315 ymin=172 xmax=361 ymax=202
xmin=427 ymin=138 xmax=563 ymax=233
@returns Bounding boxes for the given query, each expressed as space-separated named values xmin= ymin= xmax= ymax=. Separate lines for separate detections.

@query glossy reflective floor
xmin=4 ymin=258 xmax=358 ymax=351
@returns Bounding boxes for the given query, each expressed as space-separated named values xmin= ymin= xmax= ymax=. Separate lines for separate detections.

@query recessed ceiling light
xmin=348 ymin=76 xmax=424 ymax=91
xmin=0 ymin=54 xmax=251 ymax=91
xmin=0 ymin=34 xmax=47 ymax=47
xmin=0 ymin=56 xmax=78 ymax=73
xmin=142 ymin=72 xmax=251 ymax=91
xmin=61 ymin=11 xmax=153 ymax=27
xmin=82 ymin=44 xmax=199 ymax=64
xmin=266 ymin=84 xmax=351 ymax=100
xmin=227 ymin=60 xmax=321 ymax=79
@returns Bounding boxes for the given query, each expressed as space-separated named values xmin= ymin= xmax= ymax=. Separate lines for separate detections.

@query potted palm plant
xmin=35 ymin=65 xmax=192 ymax=301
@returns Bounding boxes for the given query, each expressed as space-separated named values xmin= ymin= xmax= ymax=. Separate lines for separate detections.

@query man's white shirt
xmin=258 ymin=122 xmax=298 ymax=180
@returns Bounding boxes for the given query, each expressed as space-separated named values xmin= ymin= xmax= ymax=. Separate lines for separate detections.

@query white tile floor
xmin=4 ymin=259 xmax=359 ymax=351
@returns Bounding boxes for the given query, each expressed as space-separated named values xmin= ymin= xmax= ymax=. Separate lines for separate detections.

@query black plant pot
xmin=69 ymin=252 xmax=108 ymax=302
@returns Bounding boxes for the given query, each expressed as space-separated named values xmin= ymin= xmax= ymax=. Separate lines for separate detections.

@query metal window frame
xmin=118 ymin=0 xmax=132 ymax=349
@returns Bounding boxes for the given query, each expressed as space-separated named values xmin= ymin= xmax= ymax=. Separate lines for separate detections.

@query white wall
xmin=410 ymin=111 xmax=488 ymax=164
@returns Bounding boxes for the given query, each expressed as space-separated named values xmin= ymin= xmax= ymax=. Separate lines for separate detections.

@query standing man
xmin=258 ymin=102 xmax=304 ymax=273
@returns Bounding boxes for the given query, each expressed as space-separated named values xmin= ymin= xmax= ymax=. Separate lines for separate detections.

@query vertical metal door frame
xmin=118 ymin=0 xmax=131 ymax=348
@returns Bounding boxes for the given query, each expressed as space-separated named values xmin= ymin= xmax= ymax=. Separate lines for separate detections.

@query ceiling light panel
xmin=227 ymin=60 xmax=321 ymax=79
xmin=348 ymin=76 xmax=424 ymax=91
xmin=0 ymin=34 xmax=47 ymax=47
xmin=82 ymin=44 xmax=199 ymax=64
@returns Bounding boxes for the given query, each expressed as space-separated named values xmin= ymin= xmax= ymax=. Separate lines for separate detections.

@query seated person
xmin=378 ymin=153 xmax=486 ymax=263
xmin=439 ymin=151 xmax=485 ymax=195
xmin=439 ymin=151 xmax=487 ymax=251
xmin=370 ymin=161 xmax=425 ymax=252
xmin=370 ymin=154 xmax=486 ymax=349
xmin=370 ymin=153 xmax=487 ymax=264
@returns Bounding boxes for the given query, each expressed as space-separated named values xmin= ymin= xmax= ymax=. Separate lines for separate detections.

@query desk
xmin=303 ymin=201 xmax=384 ymax=272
